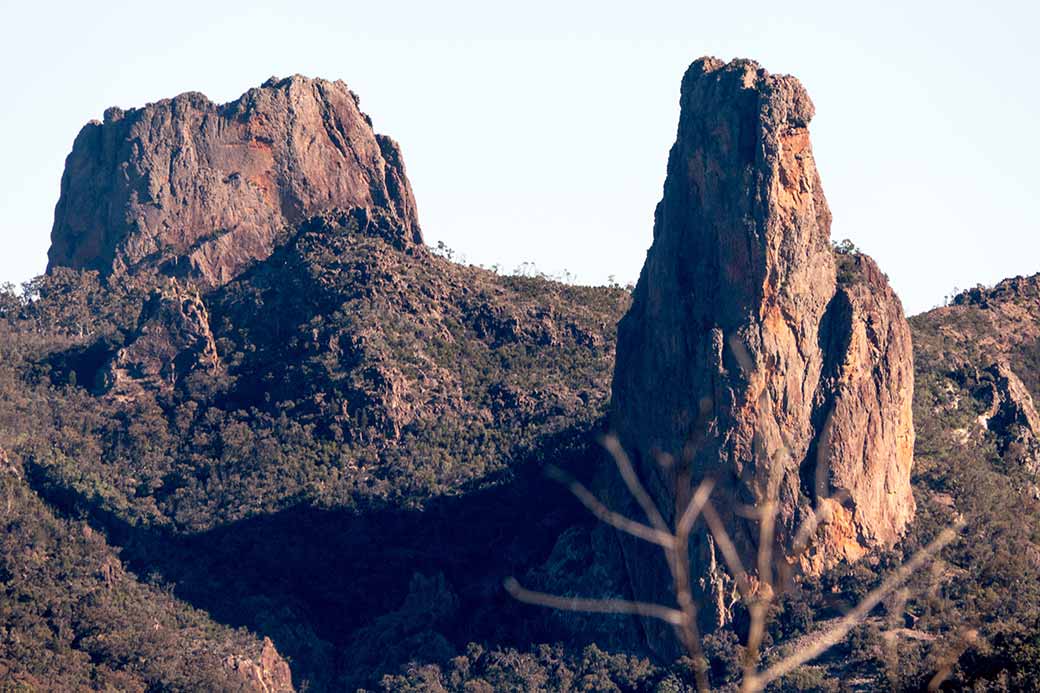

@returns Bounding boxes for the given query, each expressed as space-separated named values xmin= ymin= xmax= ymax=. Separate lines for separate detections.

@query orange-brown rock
xmin=47 ymin=75 xmax=421 ymax=287
xmin=608 ymin=57 xmax=915 ymax=647
xmin=222 ymin=637 xmax=295 ymax=693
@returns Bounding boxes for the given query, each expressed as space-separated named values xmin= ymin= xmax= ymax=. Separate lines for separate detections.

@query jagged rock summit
xmin=609 ymin=57 xmax=915 ymax=643
xmin=47 ymin=75 xmax=421 ymax=287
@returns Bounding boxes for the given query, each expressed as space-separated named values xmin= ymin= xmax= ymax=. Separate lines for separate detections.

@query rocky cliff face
xmin=47 ymin=75 xmax=420 ymax=287
xmin=609 ymin=57 xmax=915 ymax=644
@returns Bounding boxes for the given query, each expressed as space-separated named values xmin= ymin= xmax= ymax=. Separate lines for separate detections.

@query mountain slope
xmin=1 ymin=208 xmax=630 ymax=689
xmin=4 ymin=64 xmax=1040 ymax=693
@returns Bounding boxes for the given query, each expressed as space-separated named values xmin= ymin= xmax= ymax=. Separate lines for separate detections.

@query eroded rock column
xmin=608 ymin=57 xmax=915 ymax=652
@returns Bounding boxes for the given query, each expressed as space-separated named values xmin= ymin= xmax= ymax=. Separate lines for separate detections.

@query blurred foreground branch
xmin=506 ymin=434 xmax=964 ymax=692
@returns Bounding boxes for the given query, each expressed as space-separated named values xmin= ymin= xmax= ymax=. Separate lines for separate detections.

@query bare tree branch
xmin=702 ymin=500 xmax=753 ymax=599
xmin=742 ymin=501 xmax=776 ymax=687
xmin=545 ymin=465 xmax=672 ymax=547
xmin=503 ymin=577 xmax=685 ymax=626
xmin=745 ymin=523 xmax=965 ymax=692
xmin=602 ymin=434 xmax=670 ymax=535
xmin=926 ymin=626 xmax=979 ymax=691
xmin=510 ymin=353 xmax=963 ymax=693
xmin=670 ymin=478 xmax=717 ymax=693
xmin=677 ymin=478 xmax=715 ymax=537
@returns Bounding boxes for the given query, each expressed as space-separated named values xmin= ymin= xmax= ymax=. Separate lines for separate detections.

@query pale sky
xmin=1 ymin=0 xmax=1036 ymax=315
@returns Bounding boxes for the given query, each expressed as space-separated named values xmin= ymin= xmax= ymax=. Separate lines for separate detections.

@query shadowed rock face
xmin=47 ymin=75 xmax=421 ymax=287
xmin=980 ymin=361 xmax=1040 ymax=477
xmin=102 ymin=280 xmax=220 ymax=398
xmin=608 ymin=57 xmax=915 ymax=649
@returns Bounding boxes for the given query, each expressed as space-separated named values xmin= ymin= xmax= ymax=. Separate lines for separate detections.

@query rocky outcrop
xmin=915 ymin=274 xmax=1040 ymax=405
xmin=953 ymin=274 xmax=1040 ymax=310
xmin=0 ymin=447 xmax=17 ymax=479
xmin=808 ymin=251 xmax=916 ymax=570
xmin=48 ymin=75 xmax=421 ymax=287
xmin=222 ymin=637 xmax=295 ymax=693
xmin=608 ymin=57 xmax=915 ymax=646
xmin=978 ymin=361 xmax=1040 ymax=476
xmin=102 ymin=280 xmax=220 ymax=397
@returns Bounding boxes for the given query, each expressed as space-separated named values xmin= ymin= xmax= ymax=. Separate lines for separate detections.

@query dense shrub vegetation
xmin=0 ymin=220 xmax=636 ymax=690
xmin=2 ymin=234 xmax=1040 ymax=690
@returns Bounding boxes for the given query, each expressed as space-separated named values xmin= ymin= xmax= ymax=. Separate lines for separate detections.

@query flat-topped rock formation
xmin=47 ymin=75 xmax=421 ymax=287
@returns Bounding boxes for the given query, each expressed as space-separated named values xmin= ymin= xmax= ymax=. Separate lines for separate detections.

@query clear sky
xmin=1 ymin=0 xmax=1036 ymax=315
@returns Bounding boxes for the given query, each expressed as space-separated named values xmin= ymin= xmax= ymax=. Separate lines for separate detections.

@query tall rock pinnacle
xmin=609 ymin=57 xmax=915 ymax=646
xmin=47 ymin=75 xmax=421 ymax=287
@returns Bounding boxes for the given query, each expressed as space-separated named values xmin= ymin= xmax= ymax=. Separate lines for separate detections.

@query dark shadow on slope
xmin=24 ymin=423 xmax=631 ymax=691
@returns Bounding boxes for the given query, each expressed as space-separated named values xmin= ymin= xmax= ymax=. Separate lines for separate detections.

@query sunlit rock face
xmin=48 ymin=75 xmax=421 ymax=287
xmin=608 ymin=57 xmax=915 ymax=653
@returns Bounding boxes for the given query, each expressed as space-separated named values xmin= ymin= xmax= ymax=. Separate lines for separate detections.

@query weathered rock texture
xmin=222 ymin=637 xmax=295 ymax=693
xmin=979 ymin=361 xmax=1040 ymax=474
xmin=609 ymin=57 xmax=915 ymax=646
xmin=102 ymin=280 xmax=220 ymax=397
xmin=917 ymin=274 xmax=1040 ymax=402
xmin=47 ymin=75 xmax=421 ymax=287
xmin=913 ymin=277 xmax=1040 ymax=480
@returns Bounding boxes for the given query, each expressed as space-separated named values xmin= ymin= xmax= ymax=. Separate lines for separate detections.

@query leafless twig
xmin=504 ymin=577 xmax=685 ymax=625
xmin=508 ymin=410 xmax=962 ymax=691
xmin=745 ymin=523 xmax=963 ymax=691
xmin=545 ymin=465 xmax=672 ymax=547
